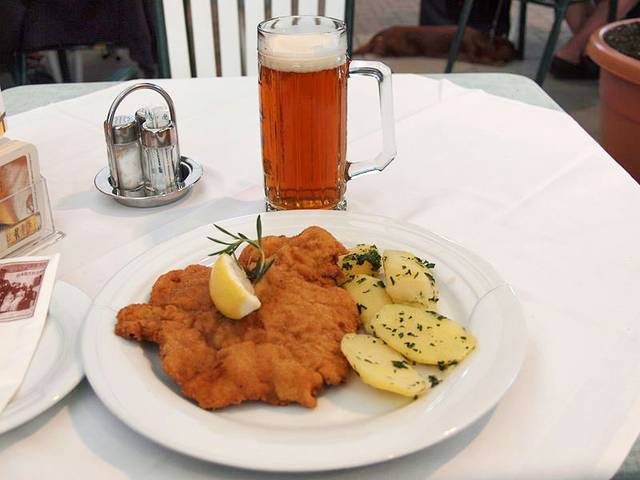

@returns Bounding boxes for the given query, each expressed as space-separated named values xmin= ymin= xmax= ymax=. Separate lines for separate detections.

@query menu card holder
xmin=0 ymin=176 xmax=63 ymax=258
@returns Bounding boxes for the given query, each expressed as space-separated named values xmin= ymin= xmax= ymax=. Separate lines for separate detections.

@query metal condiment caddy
xmin=94 ymin=83 xmax=203 ymax=208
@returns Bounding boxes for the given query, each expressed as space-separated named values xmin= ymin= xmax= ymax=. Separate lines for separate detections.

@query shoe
xmin=581 ymin=56 xmax=600 ymax=78
xmin=550 ymin=56 xmax=599 ymax=80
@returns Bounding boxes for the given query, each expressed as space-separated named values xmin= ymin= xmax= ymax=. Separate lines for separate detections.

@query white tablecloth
xmin=1 ymin=75 xmax=640 ymax=479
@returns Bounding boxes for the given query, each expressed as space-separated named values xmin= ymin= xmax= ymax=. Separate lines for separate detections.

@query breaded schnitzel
xmin=115 ymin=226 xmax=360 ymax=409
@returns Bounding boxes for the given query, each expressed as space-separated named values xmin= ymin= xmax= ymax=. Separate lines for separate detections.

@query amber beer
xmin=258 ymin=16 xmax=396 ymax=210
xmin=258 ymin=16 xmax=351 ymax=210
xmin=260 ymin=62 xmax=347 ymax=210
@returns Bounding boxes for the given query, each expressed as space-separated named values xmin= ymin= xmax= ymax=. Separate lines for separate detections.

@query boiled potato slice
xmin=341 ymin=333 xmax=427 ymax=397
xmin=383 ymin=250 xmax=439 ymax=309
xmin=343 ymin=274 xmax=393 ymax=334
xmin=370 ymin=304 xmax=476 ymax=366
xmin=338 ymin=244 xmax=382 ymax=284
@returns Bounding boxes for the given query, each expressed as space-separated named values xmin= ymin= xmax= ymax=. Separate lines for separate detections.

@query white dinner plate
xmin=81 ymin=211 xmax=527 ymax=472
xmin=0 ymin=281 xmax=90 ymax=434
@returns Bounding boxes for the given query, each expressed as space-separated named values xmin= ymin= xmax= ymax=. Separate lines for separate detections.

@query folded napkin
xmin=0 ymin=254 xmax=60 ymax=413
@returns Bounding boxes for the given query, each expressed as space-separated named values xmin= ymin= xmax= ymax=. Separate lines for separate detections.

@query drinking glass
xmin=258 ymin=16 xmax=396 ymax=210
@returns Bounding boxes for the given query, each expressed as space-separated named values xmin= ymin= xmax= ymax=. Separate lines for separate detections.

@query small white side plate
xmin=0 ymin=281 xmax=89 ymax=434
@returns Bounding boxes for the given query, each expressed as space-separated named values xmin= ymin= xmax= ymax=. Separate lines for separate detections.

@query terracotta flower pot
xmin=587 ymin=19 xmax=640 ymax=181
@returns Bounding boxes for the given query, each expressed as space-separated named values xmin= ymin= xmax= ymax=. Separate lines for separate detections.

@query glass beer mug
xmin=258 ymin=16 xmax=396 ymax=210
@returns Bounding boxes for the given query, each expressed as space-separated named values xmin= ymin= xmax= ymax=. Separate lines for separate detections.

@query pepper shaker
xmin=141 ymin=116 xmax=182 ymax=195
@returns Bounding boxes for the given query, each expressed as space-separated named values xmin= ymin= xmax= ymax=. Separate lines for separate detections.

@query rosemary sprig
xmin=207 ymin=215 xmax=274 ymax=284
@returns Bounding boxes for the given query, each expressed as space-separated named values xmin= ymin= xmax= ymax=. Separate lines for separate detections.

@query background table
xmin=4 ymin=74 xmax=562 ymax=115
xmin=1 ymin=73 xmax=639 ymax=479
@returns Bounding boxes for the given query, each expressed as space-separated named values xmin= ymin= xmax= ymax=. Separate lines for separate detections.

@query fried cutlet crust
xmin=115 ymin=226 xmax=360 ymax=409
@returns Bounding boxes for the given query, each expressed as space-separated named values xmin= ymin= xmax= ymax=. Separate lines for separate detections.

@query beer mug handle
xmin=347 ymin=60 xmax=397 ymax=179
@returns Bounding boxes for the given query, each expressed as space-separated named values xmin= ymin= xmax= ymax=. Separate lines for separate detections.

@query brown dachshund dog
xmin=353 ymin=25 xmax=517 ymax=65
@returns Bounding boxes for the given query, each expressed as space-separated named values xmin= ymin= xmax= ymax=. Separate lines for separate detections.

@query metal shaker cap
xmin=135 ymin=108 xmax=148 ymax=128
xmin=111 ymin=115 xmax=138 ymax=144
xmin=141 ymin=121 xmax=177 ymax=148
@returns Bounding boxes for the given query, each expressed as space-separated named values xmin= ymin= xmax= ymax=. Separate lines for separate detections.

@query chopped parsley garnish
xmin=391 ymin=360 xmax=408 ymax=369
xmin=414 ymin=256 xmax=436 ymax=269
xmin=428 ymin=375 xmax=441 ymax=387
xmin=342 ymin=247 xmax=382 ymax=271
xmin=437 ymin=360 xmax=459 ymax=371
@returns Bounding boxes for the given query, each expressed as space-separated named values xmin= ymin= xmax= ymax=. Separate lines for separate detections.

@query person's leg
xmin=419 ymin=0 xmax=452 ymax=25
xmin=556 ymin=0 xmax=639 ymax=63
xmin=564 ymin=1 xmax=595 ymax=33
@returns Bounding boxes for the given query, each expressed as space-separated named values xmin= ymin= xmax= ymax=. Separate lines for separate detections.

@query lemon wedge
xmin=209 ymin=253 xmax=261 ymax=319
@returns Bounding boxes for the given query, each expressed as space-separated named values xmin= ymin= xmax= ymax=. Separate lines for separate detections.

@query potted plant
xmin=587 ymin=19 xmax=640 ymax=181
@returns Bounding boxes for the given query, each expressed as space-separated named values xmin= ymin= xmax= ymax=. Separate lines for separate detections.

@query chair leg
xmin=57 ymin=49 xmax=72 ymax=83
xmin=71 ymin=50 xmax=84 ymax=83
xmin=345 ymin=0 xmax=356 ymax=56
xmin=12 ymin=53 xmax=28 ymax=85
xmin=152 ymin=0 xmax=171 ymax=78
xmin=535 ymin=0 xmax=570 ymax=86
xmin=517 ymin=0 xmax=527 ymax=60
xmin=45 ymin=50 xmax=64 ymax=83
xmin=182 ymin=0 xmax=197 ymax=77
xmin=445 ymin=0 xmax=475 ymax=73
xmin=608 ymin=0 xmax=618 ymax=22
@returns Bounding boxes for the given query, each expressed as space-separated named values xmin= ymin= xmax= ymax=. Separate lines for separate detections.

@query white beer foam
xmin=260 ymin=33 xmax=347 ymax=73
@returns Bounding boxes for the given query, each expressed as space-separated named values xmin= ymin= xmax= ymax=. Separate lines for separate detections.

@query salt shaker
xmin=105 ymin=115 xmax=144 ymax=194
